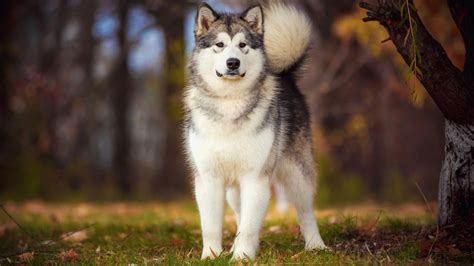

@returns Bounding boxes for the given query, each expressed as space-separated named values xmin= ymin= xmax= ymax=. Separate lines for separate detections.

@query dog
xmin=183 ymin=1 xmax=327 ymax=260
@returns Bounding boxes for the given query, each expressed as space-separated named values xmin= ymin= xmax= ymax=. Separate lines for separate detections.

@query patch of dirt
xmin=333 ymin=225 xmax=474 ymax=263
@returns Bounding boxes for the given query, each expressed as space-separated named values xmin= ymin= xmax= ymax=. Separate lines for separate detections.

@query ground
xmin=0 ymin=200 xmax=472 ymax=264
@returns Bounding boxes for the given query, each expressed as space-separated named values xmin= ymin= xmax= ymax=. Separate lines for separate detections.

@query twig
xmin=0 ymin=204 xmax=38 ymax=241
xmin=364 ymin=242 xmax=374 ymax=257
xmin=114 ymin=230 xmax=133 ymax=250
xmin=413 ymin=181 xmax=434 ymax=217
xmin=413 ymin=180 xmax=439 ymax=261
xmin=367 ymin=210 xmax=384 ymax=231
xmin=0 ymin=203 xmax=93 ymax=240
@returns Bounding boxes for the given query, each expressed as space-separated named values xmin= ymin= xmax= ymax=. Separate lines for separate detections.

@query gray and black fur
xmin=183 ymin=1 xmax=326 ymax=260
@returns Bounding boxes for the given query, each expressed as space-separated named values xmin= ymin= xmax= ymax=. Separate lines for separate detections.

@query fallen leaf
xmin=447 ymin=246 xmax=462 ymax=256
xmin=417 ymin=239 xmax=432 ymax=256
xmin=17 ymin=252 xmax=34 ymax=263
xmin=170 ymin=234 xmax=185 ymax=246
xmin=118 ymin=232 xmax=128 ymax=239
xmin=288 ymin=224 xmax=300 ymax=236
xmin=59 ymin=249 xmax=78 ymax=261
xmin=290 ymin=250 xmax=305 ymax=260
xmin=0 ymin=226 xmax=6 ymax=238
xmin=41 ymin=239 xmax=55 ymax=246
xmin=62 ymin=230 xmax=88 ymax=242
xmin=268 ymin=225 xmax=282 ymax=233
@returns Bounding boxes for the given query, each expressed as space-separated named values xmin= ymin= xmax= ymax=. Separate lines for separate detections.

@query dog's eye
xmin=239 ymin=42 xmax=247 ymax=48
xmin=216 ymin=42 xmax=224 ymax=48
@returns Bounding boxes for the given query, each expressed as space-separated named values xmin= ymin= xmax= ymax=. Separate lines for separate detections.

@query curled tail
xmin=263 ymin=1 xmax=312 ymax=74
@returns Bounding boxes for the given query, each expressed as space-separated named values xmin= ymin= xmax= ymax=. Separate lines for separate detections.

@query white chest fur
xmin=188 ymin=121 xmax=274 ymax=183
xmin=186 ymin=88 xmax=275 ymax=183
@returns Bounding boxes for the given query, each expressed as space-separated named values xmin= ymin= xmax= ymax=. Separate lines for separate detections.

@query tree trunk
xmin=113 ymin=0 xmax=132 ymax=194
xmin=73 ymin=0 xmax=97 ymax=159
xmin=153 ymin=5 xmax=187 ymax=194
xmin=0 ymin=1 xmax=17 ymax=192
xmin=438 ymin=119 xmax=474 ymax=227
xmin=37 ymin=0 xmax=67 ymax=158
xmin=360 ymin=0 xmax=474 ymax=232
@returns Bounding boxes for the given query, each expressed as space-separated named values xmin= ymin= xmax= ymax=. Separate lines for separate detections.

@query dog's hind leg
xmin=195 ymin=174 xmax=225 ymax=259
xmin=232 ymin=175 xmax=271 ymax=260
xmin=279 ymin=161 xmax=327 ymax=250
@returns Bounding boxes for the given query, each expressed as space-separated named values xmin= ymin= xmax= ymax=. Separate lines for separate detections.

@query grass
xmin=0 ymin=200 xmax=471 ymax=264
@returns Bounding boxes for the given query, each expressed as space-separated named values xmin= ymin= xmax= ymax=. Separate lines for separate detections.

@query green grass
xmin=0 ymin=201 xmax=466 ymax=264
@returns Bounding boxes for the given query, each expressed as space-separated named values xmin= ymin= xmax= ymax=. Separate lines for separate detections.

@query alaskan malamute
xmin=183 ymin=1 xmax=327 ymax=260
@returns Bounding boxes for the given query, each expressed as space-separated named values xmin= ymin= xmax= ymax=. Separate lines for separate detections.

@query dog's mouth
xmin=216 ymin=70 xmax=246 ymax=79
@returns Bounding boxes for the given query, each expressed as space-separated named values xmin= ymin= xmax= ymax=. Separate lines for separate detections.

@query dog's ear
xmin=241 ymin=5 xmax=263 ymax=34
xmin=195 ymin=3 xmax=218 ymax=37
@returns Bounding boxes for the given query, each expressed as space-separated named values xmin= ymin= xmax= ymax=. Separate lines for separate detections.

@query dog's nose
xmin=226 ymin=58 xmax=240 ymax=70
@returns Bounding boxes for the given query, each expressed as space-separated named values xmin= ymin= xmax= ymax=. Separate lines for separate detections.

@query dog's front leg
xmin=232 ymin=175 xmax=270 ymax=261
xmin=195 ymin=174 xmax=225 ymax=259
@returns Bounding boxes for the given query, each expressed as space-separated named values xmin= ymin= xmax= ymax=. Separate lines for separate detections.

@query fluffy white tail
xmin=263 ymin=2 xmax=312 ymax=73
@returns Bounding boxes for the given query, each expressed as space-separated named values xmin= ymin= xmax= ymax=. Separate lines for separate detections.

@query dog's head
xmin=192 ymin=3 xmax=266 ymax=95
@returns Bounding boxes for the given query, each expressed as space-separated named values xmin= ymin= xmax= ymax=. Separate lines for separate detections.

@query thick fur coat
xmin=183 ymin=1 xmax=327 ymax=260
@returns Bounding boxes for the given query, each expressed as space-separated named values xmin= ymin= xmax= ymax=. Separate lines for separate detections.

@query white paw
xmin=231 ymin=248 xmax=255 ymax=262
xmin=305 ymin=237 xmax=328 ymax=251
xmin=200 ymin=246 xmax=222 ymax=260
xmin=231 ymin=242 xmax=257 ymax=261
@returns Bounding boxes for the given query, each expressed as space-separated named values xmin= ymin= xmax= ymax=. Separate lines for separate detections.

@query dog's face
xmin=193 ymin=3 xmax=266 ymax=96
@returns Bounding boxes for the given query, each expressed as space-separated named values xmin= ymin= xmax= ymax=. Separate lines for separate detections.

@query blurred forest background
xmin=0 ymin=0 xmax=465 ymax=205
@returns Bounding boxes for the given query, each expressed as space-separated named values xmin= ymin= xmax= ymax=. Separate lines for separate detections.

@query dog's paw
xmin=200 ymin=246 xmax=222 ymax=260
xmin=305 ymin=239 xmax=328 ymax=251
xmin=231 ymin=243 xmax=256 ymax=261
xmin=231 ymin=249 xmax=255 ymax=262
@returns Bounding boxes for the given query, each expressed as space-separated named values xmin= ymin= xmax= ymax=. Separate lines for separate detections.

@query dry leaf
xmin=417 ymin=239 xmax=432 ymax=256
xmin=62 ymin=230 xmax=88 ymax=242
xmin=290 ymin=250 xmax=305 ymax=260
xmin=59 ymin=249 xmax=78 ymax=261
xmin=170 ymin=234 xmax=185 ymax=246
xmin=268 ymin=225 xmax=282 ymax=233
xmin=288 ymin=224 xmax=300 ymax=236
xmin=0 ymin=226 xmax=6 ymax=238
xmin=447 ymin=246 xmax=462 ymax=256
xmin=118 ymin=232 xmax=128 ymax=239
xmin=17 ymin=252 xmax=34 ymax=263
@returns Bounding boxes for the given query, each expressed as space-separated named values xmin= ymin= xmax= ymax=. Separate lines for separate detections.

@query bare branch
xmin=447 ymin=0 xmax=474 ymax=85
xmin=360 ymin=0 xmax=474 ymax=125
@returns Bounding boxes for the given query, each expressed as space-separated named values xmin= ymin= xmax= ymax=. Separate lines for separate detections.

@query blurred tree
xmin=0 ymin=1 xmax=18 ymax=192
xmin=300 ymin=0 xmax=392 ymax=199
xmin=37 ymin=0 xmax=67 ymax=158
xmin=112 ymin=0 xmax=133 ymax=194
xmin=73 ymin=0 xmax=98 ymax=160
xmin=145 ymin=0 xmax=190 ymax=194
xmin=361 ymin=0 xmax=474 ymax=228
xmin=159 ymin=8 xmax=187 ymax=192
